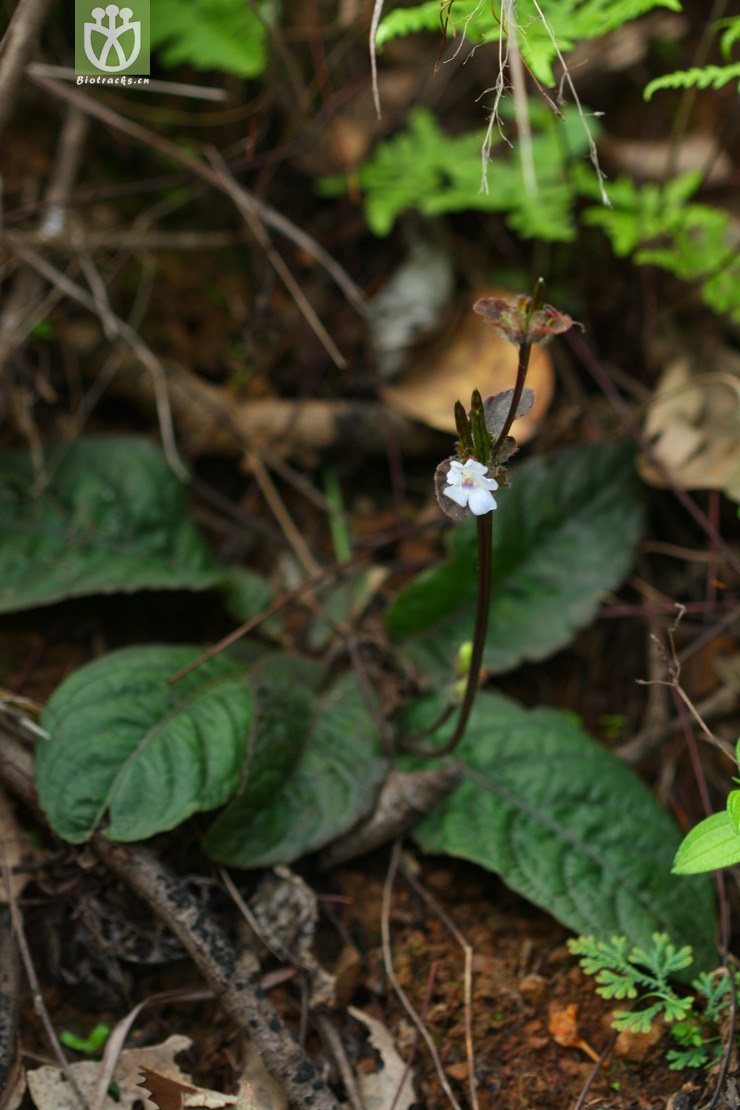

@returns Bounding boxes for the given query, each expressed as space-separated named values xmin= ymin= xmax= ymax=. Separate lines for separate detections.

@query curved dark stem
xmin=703 ymin=963 xmax=737 ymax=1110
xmin=490 ymin=340 xmax=532 ymax=460
xmin=401 ymin=514 xmax=492 ymax=758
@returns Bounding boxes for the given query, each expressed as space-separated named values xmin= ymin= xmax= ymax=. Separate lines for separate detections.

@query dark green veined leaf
xmin=205 ymin=672 xmax=389 ymax=867
xmin=386 ymin=441 xmax=645 ymax=679
xmin=37 ymin=645 xmax=256 ymax=843
xmin=0 ymin=437 xmax=221 ymax=613
xmin=402 ymin=691 xmax=717 ymax=971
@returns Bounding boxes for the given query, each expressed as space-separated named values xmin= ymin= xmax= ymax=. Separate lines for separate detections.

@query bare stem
xmin=401 ymin=513 xmax=492 ymax=758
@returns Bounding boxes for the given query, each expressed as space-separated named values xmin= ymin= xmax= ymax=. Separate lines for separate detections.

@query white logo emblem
xmin=84 ymin=5 xmax=141 ymax=72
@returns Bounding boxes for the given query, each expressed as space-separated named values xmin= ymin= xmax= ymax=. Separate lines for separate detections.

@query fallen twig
xmin=0 ymin=0 xmax=53 ymax=137
xmin=0 ymin=906 xmax=21 ymax=1104
xmin=0 ymin=726 xmax=341 ymax=1110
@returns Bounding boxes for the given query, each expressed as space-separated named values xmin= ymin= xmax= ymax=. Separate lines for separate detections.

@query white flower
xmin=443 ymin=459 xmax=498 ymax=516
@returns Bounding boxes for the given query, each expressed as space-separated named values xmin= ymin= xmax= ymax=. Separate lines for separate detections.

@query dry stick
xmin=389 ymin=961 xmax=439 ymax=1110
xmin=246 ymin=451 xmax=322 ymax=578
xmin=4 ymin=232 xmax=188 ymax=480
xmin=314 ymin=1016 xmax=366 ymax=1110
xmin=571 ymin=1030 xmax=617 ymax=1110
xmin=29 ymin=62 xmax=228 ymax=102
xmin=14 ymin=229 xmax=244 ymax=250
xmin=0 ymin=856 xmax=87 ymax=1109
xmin=0 ymin=906 xmax=21 ymax=1101
xmin=703 ymin=965 xmax=737 ymax=1110
xmin=39 ymin=106 xmax=88 ymax=238
xmin=90 ymin=840 xmax=341 ymax=1110
xmin=203 ymin=145 xmax=347 ymax=369
xmin=381 ymin=841 xmax=463 ymax=1110
xmin=0 ymin=728 xmax=341 ymax=1110
xmin=0 ymin=0 xmax=54 ymax=137
xmin=399 ymin=857 xmax=479 ymax=1110
xmin=29 ymin=74 xmax=366 ymax=349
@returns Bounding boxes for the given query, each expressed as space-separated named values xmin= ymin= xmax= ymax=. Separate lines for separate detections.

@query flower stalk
xmin=401 ymin=278 xmax=576 ymax=759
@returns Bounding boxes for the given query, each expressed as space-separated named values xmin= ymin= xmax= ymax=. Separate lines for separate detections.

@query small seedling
xmin=60 ymin=1022 xmax=111 ymax=1056
xmin=569 ymin=933 xmax=740 ymax=1069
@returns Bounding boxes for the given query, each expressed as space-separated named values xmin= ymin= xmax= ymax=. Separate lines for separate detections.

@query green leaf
xmin=673 ymin=810 xmax=740 ymax=875
xmin=0 ymin=437 xmax=221 ymax=614
xmin=728 ymin=790 xmax=740 ymax=835
xmin=386 ymin=441 xmax=645 ymax=680
xmin=321 ymin=104 xmax=593 ymax=241
xmin=403 ymin=692 xmax=717 ymax=970
xmin=37 ymin=645 xmax=260 ymax=843
xmin=150 ymin=0 xmax=271 ymax=78
xmin=377 ymin=0 xmax=681 ymax=86
xmin=644 ymin=62 xmax=740 ymax=99
xmin=204 ymin=672 xmax=389 ymax=867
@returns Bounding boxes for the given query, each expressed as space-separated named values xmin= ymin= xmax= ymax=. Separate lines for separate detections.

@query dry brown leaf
xmin=349 ymin=1006 xmax=416 ymax=1110
xmin=639 ymin=352 xmax=740 ymax=502
xmin=383 ymin=291 xmax=554 ymax=444
xmin=27 ymin=1035 xmax=191 ymax=1110
xmin=139 ymin=1068 xmax=259 ymax=1109
xmin=547 ymin=1004 xmax=601 ymax=1063
xmin=614 ymin=1018 xmax=664 ymax=1062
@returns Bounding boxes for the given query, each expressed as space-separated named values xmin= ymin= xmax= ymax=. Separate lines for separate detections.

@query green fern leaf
xmin=150 ymin=0 xmax=271 ymax=78
xmin=645 ymin=61 xmax=740 ymax=98
xmin=718 ymin=16 xmax=740 ymax=60
xmin=321 ymin=101 xmax=594 ymax=241
xmin=378 ymin=0 xmax=683 ymax=86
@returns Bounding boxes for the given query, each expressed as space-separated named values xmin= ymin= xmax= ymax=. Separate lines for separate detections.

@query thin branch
xmin=4 ymin=232 xmax=188 ymax=480
xmin=0 ymin=0 xmax=54 ymax=137
xmin=399 ymin=856 xmax=479 ymax=1110
xmin=1 ymin=858 xmax=87 ymax=1108
xmin=0 ymin=726 xmax=341 ymax=1110
xmin=28 ymin=72 xmax=367 ymax=318
xmin=381 ymin=841 xmax=463 ymax=1110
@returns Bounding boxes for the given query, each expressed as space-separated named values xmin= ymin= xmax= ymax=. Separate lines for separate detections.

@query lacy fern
xmin=320 ymin=101 xmax=594 ymax=241
xmin=645 ymin=61 xmax=740 ymax=98
xmin=377 ymin=0 xmax=683 ymax=85
xmin=570 ymin=933 xmax=740 ymax=1069
xmin=579 ymin=171 xmax=740 ymax=323
xmin=645 ymin=14 xmax=740 ymax=97
xmin=150 ymin=0 xmax=272 ymax=78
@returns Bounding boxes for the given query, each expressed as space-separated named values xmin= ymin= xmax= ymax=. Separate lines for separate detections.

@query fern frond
xmin=644 ymin=62 xmax=740 ymax=99
xmin=320 ymin=101 xmax=593 ymax=241
xmin=716 ymin=15 xmax=740 ymax=60
xmin=377 ymin=0 xmax=683 ymax=85
xmin=150 ymin=0 xmax=269 ymax=78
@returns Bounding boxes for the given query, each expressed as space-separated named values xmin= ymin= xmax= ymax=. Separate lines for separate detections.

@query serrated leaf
xmin=402 ymin=691 xmax=717 ymax=970
xmin=204 ymin=672 xmax=389 ymax=867
xmin=386 ymin=442 xmax=645 ymax=679
xmin=0 ymin=437 xmax=221 ymax=613
xmin=672 ymin=810 xmax=740 ymax=875
xmin=37 ymin=645 xmax=257 ymax=843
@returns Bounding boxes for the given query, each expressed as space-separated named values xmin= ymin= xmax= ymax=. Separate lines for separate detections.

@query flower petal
xmin=443 ymin=483 xmax=470 ymax=508
xmin=468 ymin=487 xmax=497 ymax=515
